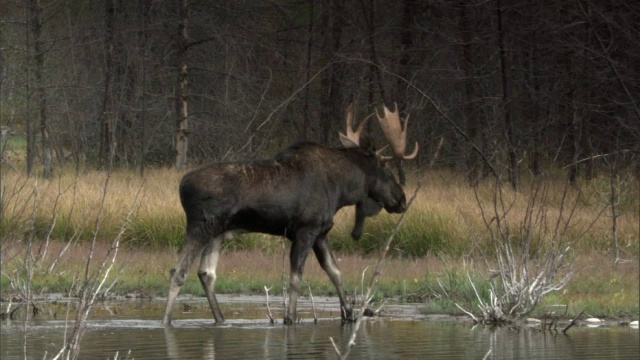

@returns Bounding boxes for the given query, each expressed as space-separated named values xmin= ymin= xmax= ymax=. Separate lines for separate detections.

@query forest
xmin=1 ymin=0 xmax=638 ymax=186
xmin=1 ymin=4 xmax=639 ymax=355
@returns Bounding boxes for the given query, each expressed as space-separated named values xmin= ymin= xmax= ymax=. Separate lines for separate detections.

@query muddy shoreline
xmin=2 ymin=293 xmax=638 ymax=329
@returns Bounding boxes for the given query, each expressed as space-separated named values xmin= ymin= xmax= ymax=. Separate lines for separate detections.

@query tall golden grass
xmin=1 ymin=167 xmax=638 ymax=256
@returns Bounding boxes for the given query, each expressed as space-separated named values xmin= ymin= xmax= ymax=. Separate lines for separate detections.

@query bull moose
xmin=163 ymin=104 xmax=418 ymax=326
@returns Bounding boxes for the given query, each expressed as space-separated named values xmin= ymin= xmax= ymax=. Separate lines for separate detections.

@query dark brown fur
xmin=163 ymin=142 xmax=406 ymax=325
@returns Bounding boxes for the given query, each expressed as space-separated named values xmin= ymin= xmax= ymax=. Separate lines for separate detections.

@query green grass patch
xmin=331 ymin=210 xmax=463 ymax=257
xmin=126 ymin=215 xmax=185 ymax=249
xmin=416 ymin=268 xmax=493 ymax=314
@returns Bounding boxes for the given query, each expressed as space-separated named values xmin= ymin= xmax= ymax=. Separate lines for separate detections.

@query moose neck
xmin=326 ymin=147 xmax=372 ymax=210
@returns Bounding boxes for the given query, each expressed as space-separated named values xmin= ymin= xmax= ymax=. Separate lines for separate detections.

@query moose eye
xmin=384 ymin=169 xmax=397 ymax=182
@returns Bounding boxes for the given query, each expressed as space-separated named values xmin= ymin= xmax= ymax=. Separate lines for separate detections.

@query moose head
xmin=339 ymin=103 xmax=419 ymax=240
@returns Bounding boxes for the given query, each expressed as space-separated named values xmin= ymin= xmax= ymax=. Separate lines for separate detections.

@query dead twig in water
xmin=280 ymin=234 xmax=288 ymax=321
xmin=359 ymin=266 xmax=370 ymax=314
xmin=307 ymin=282 xmax=318 ymax=323
xmin=482 ymin=349 xmax=492 ymax=360
xmin=264 ymin=286 xmax=275 ymax=324
xmin=562 ymin=310 xmax=585 ymax=335
xmin=455 ymin=303 xmax=479 ymax=323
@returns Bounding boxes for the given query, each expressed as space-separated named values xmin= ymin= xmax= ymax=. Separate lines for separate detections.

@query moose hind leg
xmin=163 ymin=235 xmax=205 ymax=326
xmin=198 ymin=235 xmax=225 ymax=323
xmin=313 ymin=237 xmax=353 ymax=322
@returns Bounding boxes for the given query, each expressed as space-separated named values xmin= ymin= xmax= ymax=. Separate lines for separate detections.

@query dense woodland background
xmin=1 ymin=0 xmax=638 ymax=187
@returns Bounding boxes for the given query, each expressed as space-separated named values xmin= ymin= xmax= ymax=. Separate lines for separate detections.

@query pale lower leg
xmin=285 ymin=238 xmax=312 ymax=325
xmin=313 ymin=240 xmax=352 ymax=320
xmin=198 ymin=237 xmax=225 ymax=323
xmin=285 ymin=272 xmax=302 ymax=325
xmin=163 ymin=238 xmax=204 ymax=326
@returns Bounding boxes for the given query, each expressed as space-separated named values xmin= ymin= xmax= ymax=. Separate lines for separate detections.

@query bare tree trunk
xmin=459 ymin=2 xmax=482 ymax=186
xmin=361 ymin=0 xmax=382 ymax=111
xmin=319 ymin=0 xmax=342 ymax=146
xmin=175 ymin=0 xmax=189 ymax=170
xmin=24 ymin=1 xmax=35 ymax=177
xmin=526 ymin=2 xmax=543 ymax=177
xmin=361 ymin=0 xmax=387 ymax=105
xmin=579 ymin=28 xmax=594 ymax=180
xmin=301 ymin=0 xmax=314 ymax=141
xmin=496 ymin=0 xmax=517 ymax=190
xmin=396 ymin=0 xmax=416 ymax=103
xmin=329 ymin=1 xmax=344 ymax=139
xmin=98 ymin=0 xmax=115 ymax=170
xmin=609 ymin=161 xmax=621 ymax=263
xmin=30 ymin=0 xmax=52 ymax=178
xmin=568 ymin=109 xmax=581 ymax=185
xmin=117 ymin=63 xmax=136 ymax=166
xmin=581 ymin=117 xmax=593 ymax=179
xmin=139 ymin=0 xmax=147 ymax=177
xmin=319 ymin=1 xmax=330 ymax=144
xmin=562 ymin=46 xmax=578 ymax=185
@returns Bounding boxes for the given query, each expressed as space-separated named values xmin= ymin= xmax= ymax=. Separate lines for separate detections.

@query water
xmin=1 ymin=297 xmax=638 ymax=359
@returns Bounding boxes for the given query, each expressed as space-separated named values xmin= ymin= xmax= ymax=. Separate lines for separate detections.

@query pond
xmin=1 ymin=296 xmax=638 ymax=359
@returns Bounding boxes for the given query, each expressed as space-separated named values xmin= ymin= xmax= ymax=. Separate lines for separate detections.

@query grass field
xmin=1 ymin=165 xmax=638 ymax=319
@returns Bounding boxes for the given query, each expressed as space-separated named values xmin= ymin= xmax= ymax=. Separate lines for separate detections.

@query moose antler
xmin=376 ymin=103 xmax=419 ymax=160
xmin=339 ymin=103 xmax=374 ymax=148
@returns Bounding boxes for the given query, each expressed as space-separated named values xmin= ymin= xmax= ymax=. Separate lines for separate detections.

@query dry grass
xmin=1 ymin=166 xmax=638 ymax=252
xmin=1 ymin=166 xmax=638 ymax=318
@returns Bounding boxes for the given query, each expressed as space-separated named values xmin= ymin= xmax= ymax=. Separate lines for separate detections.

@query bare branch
xmin=335 ymin=183 xmax=421 ymax=358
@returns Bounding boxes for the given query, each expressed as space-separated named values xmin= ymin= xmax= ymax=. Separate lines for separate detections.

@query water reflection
xmin=1 ymin=300 xmax=638 ymax=359
xmin=161 ymin=320 xmax=348 ymax=359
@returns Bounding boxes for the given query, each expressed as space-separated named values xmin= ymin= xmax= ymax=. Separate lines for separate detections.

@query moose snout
xmin=397 ymin=198 xmax=407 ymax=213
xmin=385 ymin=196 xmax=407 ymax=214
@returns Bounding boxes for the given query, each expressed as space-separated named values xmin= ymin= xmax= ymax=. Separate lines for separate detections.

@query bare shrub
xmin=52 ymin=174 xmax=143 ymax=360
xmin=592 ymin=154 xmax=638 ymax=264
xmin=462 ymin=178 xmax=604 ymax=323
xmin=1 ymin=168 xmax=142 ymax=360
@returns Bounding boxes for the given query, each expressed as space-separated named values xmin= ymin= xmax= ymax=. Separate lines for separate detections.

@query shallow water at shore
xmin=1 ymin=295 xmax=638 ymax=359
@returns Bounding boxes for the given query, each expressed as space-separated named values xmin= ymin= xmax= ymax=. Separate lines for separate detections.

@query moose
xmin=163 ymin=104 xmax=418 ymax=326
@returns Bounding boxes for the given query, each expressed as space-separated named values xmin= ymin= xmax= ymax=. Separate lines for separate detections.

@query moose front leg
xmin=351 ymin=199 xmax=383 ymax=240
xmin=313 ymin=236 xmax=353 ymax=322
